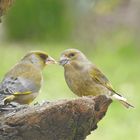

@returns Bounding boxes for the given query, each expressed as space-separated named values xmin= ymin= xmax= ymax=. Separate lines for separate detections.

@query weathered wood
xmin=0 ymin=95 xmax=112 ymax=140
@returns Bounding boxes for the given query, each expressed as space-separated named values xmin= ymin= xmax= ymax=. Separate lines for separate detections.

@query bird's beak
xmin=46 ymin=56 xmax=57 ymax=64
xmin=59 ymin=56 xmax=69 ymax=66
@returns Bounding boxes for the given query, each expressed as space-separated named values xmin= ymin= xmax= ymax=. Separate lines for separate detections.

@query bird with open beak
xmin=0 ymin=50 xmax=56 ymax=105
xmin=59 ymin=48 xmax=134 ymax=108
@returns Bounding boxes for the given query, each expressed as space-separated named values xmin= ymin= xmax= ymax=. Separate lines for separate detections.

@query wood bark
xmin=0 ymin=95 xmax=112 ymax=140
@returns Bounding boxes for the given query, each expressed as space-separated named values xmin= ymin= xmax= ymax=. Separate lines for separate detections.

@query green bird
xmin=0 ymin=51 xmax=56 ymax=105
xmin=59 ymin=48 xmax=134 ymax=108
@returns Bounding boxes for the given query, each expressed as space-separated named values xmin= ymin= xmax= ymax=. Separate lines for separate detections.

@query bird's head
xmin=21 ymin=51 xmax=57 ymax=69
xmin=59 ymin=49 xmax=89 ymax=68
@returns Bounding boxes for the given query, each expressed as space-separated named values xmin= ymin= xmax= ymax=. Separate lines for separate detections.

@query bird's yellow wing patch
xmin=13 ymin=91 xmax=32 ymax=96
xmin=89 ymin=66 xmax=115 ymax=92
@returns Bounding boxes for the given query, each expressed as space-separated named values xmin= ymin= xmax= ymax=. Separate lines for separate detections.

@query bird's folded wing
xmin=0 ymin=76 xmax=39 ymax=96
xmin=88 ymin=66 xmax=115 ymax=93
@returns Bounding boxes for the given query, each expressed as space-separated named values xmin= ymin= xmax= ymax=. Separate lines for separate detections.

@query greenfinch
xmin=0 ymin=51 xmax=56 ymax=105
xmin=59 ymin=49 xmax=134 ymax=108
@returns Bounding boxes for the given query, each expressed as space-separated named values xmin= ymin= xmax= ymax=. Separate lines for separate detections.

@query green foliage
xmin=5 ymin=0 xmax=72 ymax=41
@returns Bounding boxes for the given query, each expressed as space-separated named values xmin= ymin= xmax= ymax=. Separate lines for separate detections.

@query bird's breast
xmin=64 ymin=67 xmax=109 ymax=96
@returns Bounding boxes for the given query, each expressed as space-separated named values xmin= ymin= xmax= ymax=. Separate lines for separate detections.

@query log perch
xmin=0 ymin=95 xmax=112 ymax=140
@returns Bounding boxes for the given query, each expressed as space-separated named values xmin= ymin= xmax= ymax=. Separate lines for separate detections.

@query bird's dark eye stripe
xmin=39 ymin=54 xmax=47 ymax=60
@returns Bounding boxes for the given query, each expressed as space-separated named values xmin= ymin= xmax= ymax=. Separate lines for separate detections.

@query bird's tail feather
xmin=112 ymin=94 xmax=134 ymax=109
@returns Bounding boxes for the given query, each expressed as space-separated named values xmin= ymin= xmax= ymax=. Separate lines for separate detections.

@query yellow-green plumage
xmin=0 ymin=51 xmax=56 ymax=105
xmin=59 ymin=49 xmax=134 ymax=108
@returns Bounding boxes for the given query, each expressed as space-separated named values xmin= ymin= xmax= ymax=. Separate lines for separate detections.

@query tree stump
xmin=0 ymin=95 xmax=112 ymax=140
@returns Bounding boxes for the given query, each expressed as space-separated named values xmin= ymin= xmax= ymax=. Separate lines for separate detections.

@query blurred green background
xmin=0 ymin=0 xmax=140 ymax=139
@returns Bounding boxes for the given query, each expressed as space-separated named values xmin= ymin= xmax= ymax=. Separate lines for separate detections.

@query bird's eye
xmin=69 ymin=53 xmax=75 ymax=57
xmin=39 ymin=54 xmax=47 ymax=60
